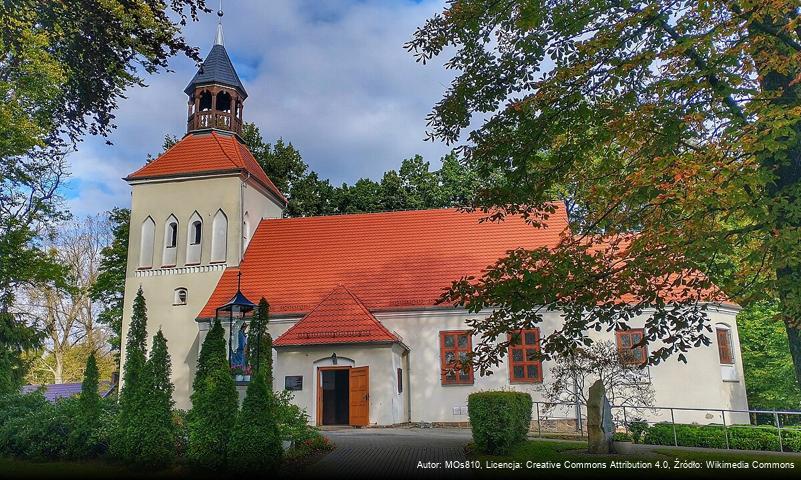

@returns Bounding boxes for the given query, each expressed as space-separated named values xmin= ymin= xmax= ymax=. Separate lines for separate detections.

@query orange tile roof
xmin=199 ymin=206 xmax=569 ymax=317
xmin=273 ymin=285 xmax=399 ymax=346
xmin=126 ymin=131 xmax=286 ymax=204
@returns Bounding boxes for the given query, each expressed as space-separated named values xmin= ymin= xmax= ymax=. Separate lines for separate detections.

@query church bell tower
xmin=120 ymin=3 xmax=286 ymax=409
xmin=185 ymin=8 xmax=247 ymax=135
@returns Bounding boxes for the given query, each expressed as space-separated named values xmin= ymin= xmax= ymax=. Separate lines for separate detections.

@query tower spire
xmin=185 ymin=0 xmax=246 ymax=135
xmin=215 ymin=0 xmax=224 ymax=46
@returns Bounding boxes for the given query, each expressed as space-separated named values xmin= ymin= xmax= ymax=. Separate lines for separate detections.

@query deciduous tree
xmin=91 ymin=208 xmax=130 ymax=358
xmin=1 ymin=0 xmax=210 ymax=395
xmin=408 ymin=0 xmax=801 ymax=386
xmin=738 ymin=301 xmax=801 ymax=410
xmin=542 ymin=341 xmax=655 ymax=411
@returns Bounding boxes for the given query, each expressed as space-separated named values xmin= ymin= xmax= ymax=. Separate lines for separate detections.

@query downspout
xmin=405 ymin=351 xmax=412 ymax=423
xmin=240 ymin=173 xmax=247 ymax=264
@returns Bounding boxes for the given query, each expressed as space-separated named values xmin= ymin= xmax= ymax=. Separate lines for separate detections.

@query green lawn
xmin=467 ymin=439 xmax=801 ymax=477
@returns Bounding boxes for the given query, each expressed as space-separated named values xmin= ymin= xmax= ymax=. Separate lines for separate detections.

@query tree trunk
xmin=748 ymin=9 xmax=801 ymax=391
xmin=760 ymin=63 xmax=801 ymax=391
xmin=54 ymin=351 xmax=63 ymax=384
xmin=785 ymin=321 xmax=801 ymax=390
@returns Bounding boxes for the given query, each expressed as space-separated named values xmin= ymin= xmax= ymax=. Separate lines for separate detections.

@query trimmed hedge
xmin=643 ymin=423 xmax=801 ymax=452
xmin=468 ymin=391 xmax=532 ymax=455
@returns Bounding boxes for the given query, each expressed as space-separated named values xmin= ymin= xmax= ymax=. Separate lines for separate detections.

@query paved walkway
xmin=307 ymin=427 xmax=474 ymax=478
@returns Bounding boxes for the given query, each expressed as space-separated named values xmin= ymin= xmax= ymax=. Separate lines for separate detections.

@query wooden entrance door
xmin=348 ymin=366 xmax=369 ymax=426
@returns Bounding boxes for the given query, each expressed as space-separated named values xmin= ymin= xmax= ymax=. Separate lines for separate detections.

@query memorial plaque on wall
xmin=285 ymin=375 xmax=303 ymax=391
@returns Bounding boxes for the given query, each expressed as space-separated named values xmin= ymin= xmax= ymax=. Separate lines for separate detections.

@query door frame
xmin=316 ymin=366 xmax=351 ymax=426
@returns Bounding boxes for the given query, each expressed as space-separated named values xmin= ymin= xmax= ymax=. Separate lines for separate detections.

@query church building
xmin=120 ymin=20 xmax=748 ymax=427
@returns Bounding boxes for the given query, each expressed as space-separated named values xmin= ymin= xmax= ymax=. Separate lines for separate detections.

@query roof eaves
xmin=273 ymin=339 xmax=399 ymax=348
xmin=124 ymin=168 xmax=243 ymax=183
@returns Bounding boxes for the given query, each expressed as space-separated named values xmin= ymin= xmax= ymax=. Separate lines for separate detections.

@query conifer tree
xmin=79 ymin=352 xmax=101 ymax=417
xmin=228 ymin=371 xmax=282 ymax=473
xmin=67 ymin=352 xmax=101 ymax=458
xmin=137 ymin=330 xmax=176 ymax=469
xmin=193 ymin=317 xmax=226 ymax=391
xmin=188 ymin=318 xmax=238 ymax=470
xmin=248 ymin=298 xmax=273 ymax=389
xmin=112 ymin=287 xmax=148 ymax=462
xmin=122 ymin=287 xmax=148 ymax=393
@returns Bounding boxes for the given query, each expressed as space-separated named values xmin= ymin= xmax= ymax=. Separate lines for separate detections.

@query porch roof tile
xmin=273 ymin=285 xmax=398 ymax=347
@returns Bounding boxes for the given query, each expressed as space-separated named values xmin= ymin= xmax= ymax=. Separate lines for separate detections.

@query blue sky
xmin=65 ymin=0 xmax=454 ymax=215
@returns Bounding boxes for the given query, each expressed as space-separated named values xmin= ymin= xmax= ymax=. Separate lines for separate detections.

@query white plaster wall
xmin=373 ymin=306 xmax=748 ymax=426
xmin=272 ymin=344 xmax=399 ymax=426
xmin=240 ymin=177 xmax=284 ymax=259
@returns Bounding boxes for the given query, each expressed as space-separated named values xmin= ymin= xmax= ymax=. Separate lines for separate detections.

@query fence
xmin=532 ymin=401 xmax=801 ymax=451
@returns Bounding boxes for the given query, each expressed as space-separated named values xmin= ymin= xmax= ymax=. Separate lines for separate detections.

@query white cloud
xmin=66 ymin=0 xmax=456 ymax=215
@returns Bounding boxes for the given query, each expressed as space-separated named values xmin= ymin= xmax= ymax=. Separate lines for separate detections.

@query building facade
xmin=120 ymin=26 xmax=748 ymax=427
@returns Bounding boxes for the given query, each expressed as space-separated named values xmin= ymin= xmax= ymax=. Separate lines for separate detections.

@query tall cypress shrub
xmin=248 ymin=298 xmax=273 ymax=389
xmin=112 ymin=287 xmax=148 ymax=462
xmin=193 ymin=318 xmax=226 ymax=390
xmin=188 ymin=318 xmax=238 ymax=470
xmin=67 ymin=353 xmax=102 ymax=458
xmin=228 ymin=371 xmax=282 ymax=473
xmin=136 ymin=330 xmax=176 ymax=469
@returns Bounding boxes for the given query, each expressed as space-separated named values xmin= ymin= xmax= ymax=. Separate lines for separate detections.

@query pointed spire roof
xmin=184 ymin=21 xmax=247 ymax=99
xmin=273 ymin=285 xmax=400 ymax=347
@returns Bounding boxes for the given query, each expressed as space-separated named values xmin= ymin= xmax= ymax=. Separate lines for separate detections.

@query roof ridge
xmin=210 ymin=131 xmax=242 ymax=170
xmin=337 ymin=285 xmax=397 ymax=340
xmin=273 ymin=285 xmax=344 ymax=342
xmin=259 ymin=207 xmax=462 ymax=224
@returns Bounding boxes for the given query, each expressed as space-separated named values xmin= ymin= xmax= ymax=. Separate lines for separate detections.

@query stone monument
xmin=587 ymin=379 xmax=614 ymax=454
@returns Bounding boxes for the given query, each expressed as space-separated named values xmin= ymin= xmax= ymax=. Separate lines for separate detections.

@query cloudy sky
xmin=65 ymin=0 xmax=456 ymax=216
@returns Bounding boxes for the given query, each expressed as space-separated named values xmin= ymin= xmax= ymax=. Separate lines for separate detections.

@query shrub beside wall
xmin=468 ymin=391 xmax=532 ymax=455
xmin=643 ymin=423 xmax=801 ymax=452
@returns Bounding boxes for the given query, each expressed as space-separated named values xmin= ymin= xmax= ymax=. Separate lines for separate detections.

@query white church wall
xmin=240 ymin=177 xmax=284 ymax=258
xmin=272 ymin=344 xmax=398 ymax=426
xmin=376 ymin=306 xmax=748 ymax=426
xmin=122 ymin=174 xmax=256 ymax=410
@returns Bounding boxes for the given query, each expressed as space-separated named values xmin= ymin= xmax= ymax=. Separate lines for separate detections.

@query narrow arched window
xmin=211 ymin=209 xmax=228 ymax=263
xmin=167 ymin=222 xmax=178 ymax=248
xmin=162 ymin=215 xmax=178 ymax=266
xmin=186 ymin=212 xmax=202 ymax=265
xmin=174 ymin=287 xmax=188 ymax=305
xmin=191 ymin=221 xmax=202 ymax=245
xmin=243 ymin=211 xmax=251 ymax=250
xmin=139 ymin=217 xmax=155 ymax=268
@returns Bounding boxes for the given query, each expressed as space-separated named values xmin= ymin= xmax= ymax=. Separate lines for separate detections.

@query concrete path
xmin=307 ymin=427 xmax=474 ymax=478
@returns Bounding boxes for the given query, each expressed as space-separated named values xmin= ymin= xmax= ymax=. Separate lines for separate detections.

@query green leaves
xmin=738 ymin=301 xmax=801 ymax=410
xmin=243 ymin=121 xmax=484 ymax=216
xmin=91 ymin=208 xmax=130 ymax=355
xmin=412 ymin=0 xmax=801 ymax=387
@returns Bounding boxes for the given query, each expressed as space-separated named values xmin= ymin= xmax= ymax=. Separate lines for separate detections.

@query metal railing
xmin=532 ymin=401 xmax=801 ymax=451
